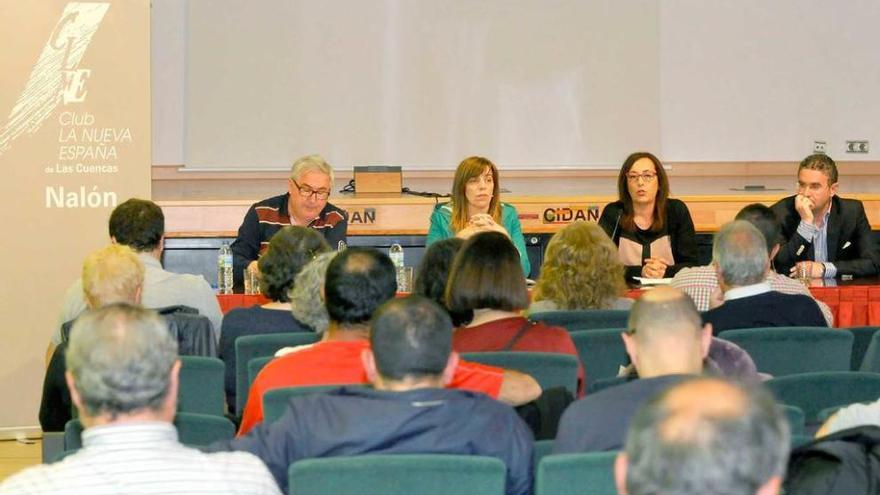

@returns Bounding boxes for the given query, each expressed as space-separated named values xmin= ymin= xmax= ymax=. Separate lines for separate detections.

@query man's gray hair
xmin=291 ymin=154 xmax=334 ymax=184
xmin=66 ymin=303 xmax=178 ymax=418
xmin=290 ymin=251 xmax=338 ymax=334
xmin=628 ymin=287 xmax=702 ymax=341
xmin=624 ymin=377 xmax=790 ymax=495
xmin=712 ymin=220 xmax=769 ymax=287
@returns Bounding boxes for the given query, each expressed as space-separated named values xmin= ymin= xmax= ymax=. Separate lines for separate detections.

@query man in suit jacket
xmin=771 ymin=153 xmax=879 ymax=279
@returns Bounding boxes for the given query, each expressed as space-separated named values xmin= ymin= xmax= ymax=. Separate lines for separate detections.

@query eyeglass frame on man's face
xmin=626 ymin=172 xmax=658 ymax=183
xmin=291 ymin=179 xmax=331 ymax=200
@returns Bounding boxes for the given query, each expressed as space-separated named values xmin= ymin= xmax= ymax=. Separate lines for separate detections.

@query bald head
xmin=628 ymin=287 xmax=702 ymax=342
xmin=623 ymin=287 xmax=709 ymax=378
xmin=619 ymin=377 xmax=789 ymax=495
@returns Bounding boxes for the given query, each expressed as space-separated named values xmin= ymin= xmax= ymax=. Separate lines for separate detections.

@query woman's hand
xmin=456 ymin=214 xmax=510 ymax=239
xmin=640 ymin=257 xmax=668 ymax=278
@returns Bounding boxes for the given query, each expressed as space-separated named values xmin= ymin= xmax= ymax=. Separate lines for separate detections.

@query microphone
xmin=610 ymin=211 xmax=622 ymax=242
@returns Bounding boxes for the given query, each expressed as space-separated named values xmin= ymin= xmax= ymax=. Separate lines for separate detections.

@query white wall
xmin=151 ymin=0 xmax=880 ymax=169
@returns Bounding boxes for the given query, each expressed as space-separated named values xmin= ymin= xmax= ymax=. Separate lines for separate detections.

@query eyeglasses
xmin=291 ymin=179 xmax=330 ymax=200
xmin=626 ymin=173 xmax=657 ymax=183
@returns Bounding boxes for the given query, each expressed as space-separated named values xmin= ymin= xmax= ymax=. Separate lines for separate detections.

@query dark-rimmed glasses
xmin=291 ymin=179 xmax=330 ymax=200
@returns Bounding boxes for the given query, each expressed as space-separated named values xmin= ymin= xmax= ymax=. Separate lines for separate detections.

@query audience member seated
xmin=446 ymin=231 xmax=583 ymax=394
xmin=40 ymin=244 xmax=144 ymax=432
xmin=4 ymin=304 xmax=280 ymax=495
xmin=413 ymin=238 xmax=470 ymax=327
xmin=237 ymin=247 xmax=541 ymax=435
xmin=672 ymin=203 xmax=833 ymax=324
xmin=426 ymin=156 xmax=530 ymax=276
xmin=816 ymin=397 xmax=880 ymax=438
xmin=702 ymin=221 xmax=827 ymax=334
xmin=530 ymin=221 xmax=632 ymax=313
xmin=615 ymin=377 xmax=789 ymax=495
xmin=554 ymin=287 xmax=710 ymax=453
xmin=598 ymin=151 xmax=698 ymax=280
xmin=772 ymin=153 xmax=880 ymax=279
xmin=55 ymin=199 xmax=222 ymax=350
xmin=287 ymin=251 xmax=338 ymax=336
xmin=219 ymin=226 xmax=330 ymax=410
xmin=216 ymin=296 xmax=533 ymax=495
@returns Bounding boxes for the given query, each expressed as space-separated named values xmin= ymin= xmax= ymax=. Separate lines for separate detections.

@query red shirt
xmin=453 ymin=316 xmax=585 ymax=396
xmin=238 ymin=339 xmax=505 ymax=435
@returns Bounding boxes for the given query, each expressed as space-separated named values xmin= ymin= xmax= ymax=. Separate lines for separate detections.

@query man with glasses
xmin=232 ymin=154 xmax=348 ymax=289
xmin=771 ymin=153 xmax=879 ymax=279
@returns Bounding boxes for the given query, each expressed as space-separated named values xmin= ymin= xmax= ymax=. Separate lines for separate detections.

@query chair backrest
xmin=533 ymin=439 xmax=555 ymax=467
xmin=63 ymin=413 xmax=235 ymax=452
xmin=535 ymin=452 xmax=618 ymax=495
xmin=717 ymin=327 xmax=853 ymax=377
xmin=235 ymin=333 xmax=320 ymax=413
xmin=765 ymin=371 xmax=880 ymax=424
xmin=179 ymin=356 xmax=226 ymax=416
xmin=247 ymin=356 xmax=275 ymax=397
xmin=569 ymin=329 xmax=628 ymax=390
xmin=288 ymin=454 xmax=507 ymax=495
xmin=858 ymin=328 xmax=880 ymax=372
xmin=781 ymin=404 xmax=806 ymax=437
xmin=530 ymin=310 xmax=629 ymax=333
xmin=163 ymin=309 xmax=217 ymax=357
xmin=263 ymin=385 xmax=365 ymax=424
xmin=461 ymin=352 xmax=579 ymax=396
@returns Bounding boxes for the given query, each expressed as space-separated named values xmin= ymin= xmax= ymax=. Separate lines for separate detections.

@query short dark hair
xmin=370 ymin=296 xmax=453 ymax=381
xmin=108 ymin=199 xmax=164 ymax=252
xmin=799 ymin=153 xmax=838 ymax=184
xmin=414 ymin=238 xmax=471 ymax=326
xmin=325 ymin=247 xmax=397 ymax=326
xmin=734 ymin=204 xmax=781 ymax=255
xmin=258 ymin=226 xmax=330 ymax=302
xmin=446 ymin=232 xmax=529 ymax=320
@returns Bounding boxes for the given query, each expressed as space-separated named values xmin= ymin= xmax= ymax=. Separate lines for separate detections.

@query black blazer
xmin=771 ymin=195 xmax=880 ymax=278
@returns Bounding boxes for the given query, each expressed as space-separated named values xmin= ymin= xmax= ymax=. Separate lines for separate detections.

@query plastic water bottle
xmin=388 ymin=241 xmax=404 ymax=270
xmin=218 ymin=242 xmax=233 ymax=294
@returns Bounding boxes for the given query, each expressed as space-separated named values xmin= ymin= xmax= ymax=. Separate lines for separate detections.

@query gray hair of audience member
xmin=289 ymin=251 xmax=338 ymax=333
xmin=622 ymin=377 xmax=789 ymax=495
xmin=627 ymin=287 xmax=702 ymax=341
xmin=291 ymin=154 xmax=334 ymax=184
xmin=66 ymin=303 xmax=178 ymax=418
xmin=712 ymin=220 xmax=769 ymax=287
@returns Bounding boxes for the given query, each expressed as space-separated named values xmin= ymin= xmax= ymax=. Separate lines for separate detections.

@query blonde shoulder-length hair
xmin=533 ymin=221 xmax=626 ymax=309
xmin=450 ymin=156 xmax=502 ymax=233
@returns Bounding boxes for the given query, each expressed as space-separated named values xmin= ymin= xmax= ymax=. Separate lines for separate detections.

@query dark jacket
xmin=216 ymin=386 xmax=534 ymax=495
xmin=772 ymin=195 xmax=879 ymax=278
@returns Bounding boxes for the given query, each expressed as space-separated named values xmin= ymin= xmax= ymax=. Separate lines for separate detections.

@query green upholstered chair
xmin=63 ymin=413 xmax=235 ymax=451
xmin=535 ymin=452 xmax=618 ymax=495
xmin=246 ymin=355 xmax=275 ymax=398
xmin=857 ymin=328 xmax=880 ymax=372
xmin=461 ymin=352 xmax=579 ymax=396
xmin=263 ymin=385 xmax=367 ymax=423
xmin=533 ymin=439 xmax=555 ymax=468
xmin=845 ymin=326 xmax=880 ymax=370
xmin=530 ymin=310 xmax=629 ymax=333
xmin=569 ymin=329 xmax=628 ymax=391
xmin=766 ymin=371 xmax=880 ymax=424
xmin=717 ymin=327 xmax=853 ymax=377
xmin=235 ymin=333 xmax=320 ymax=413
xmin=178 ymin=356 xmax=226 ymax=416
xmin=781 ymin=404 xmax=806 ymax=437
xmin=288 ymin=454 xmax=507 ymax=495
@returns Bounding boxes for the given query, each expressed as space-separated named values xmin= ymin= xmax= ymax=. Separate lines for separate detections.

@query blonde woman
xmin=531 ymin=222 xmax=633 ymax=313
xmin=426 ymin=156 xmax=530 ymax=276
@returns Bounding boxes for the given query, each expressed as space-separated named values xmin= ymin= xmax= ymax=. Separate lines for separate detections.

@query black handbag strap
xmin=503 ymin=319 xmax=535 ymax=351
